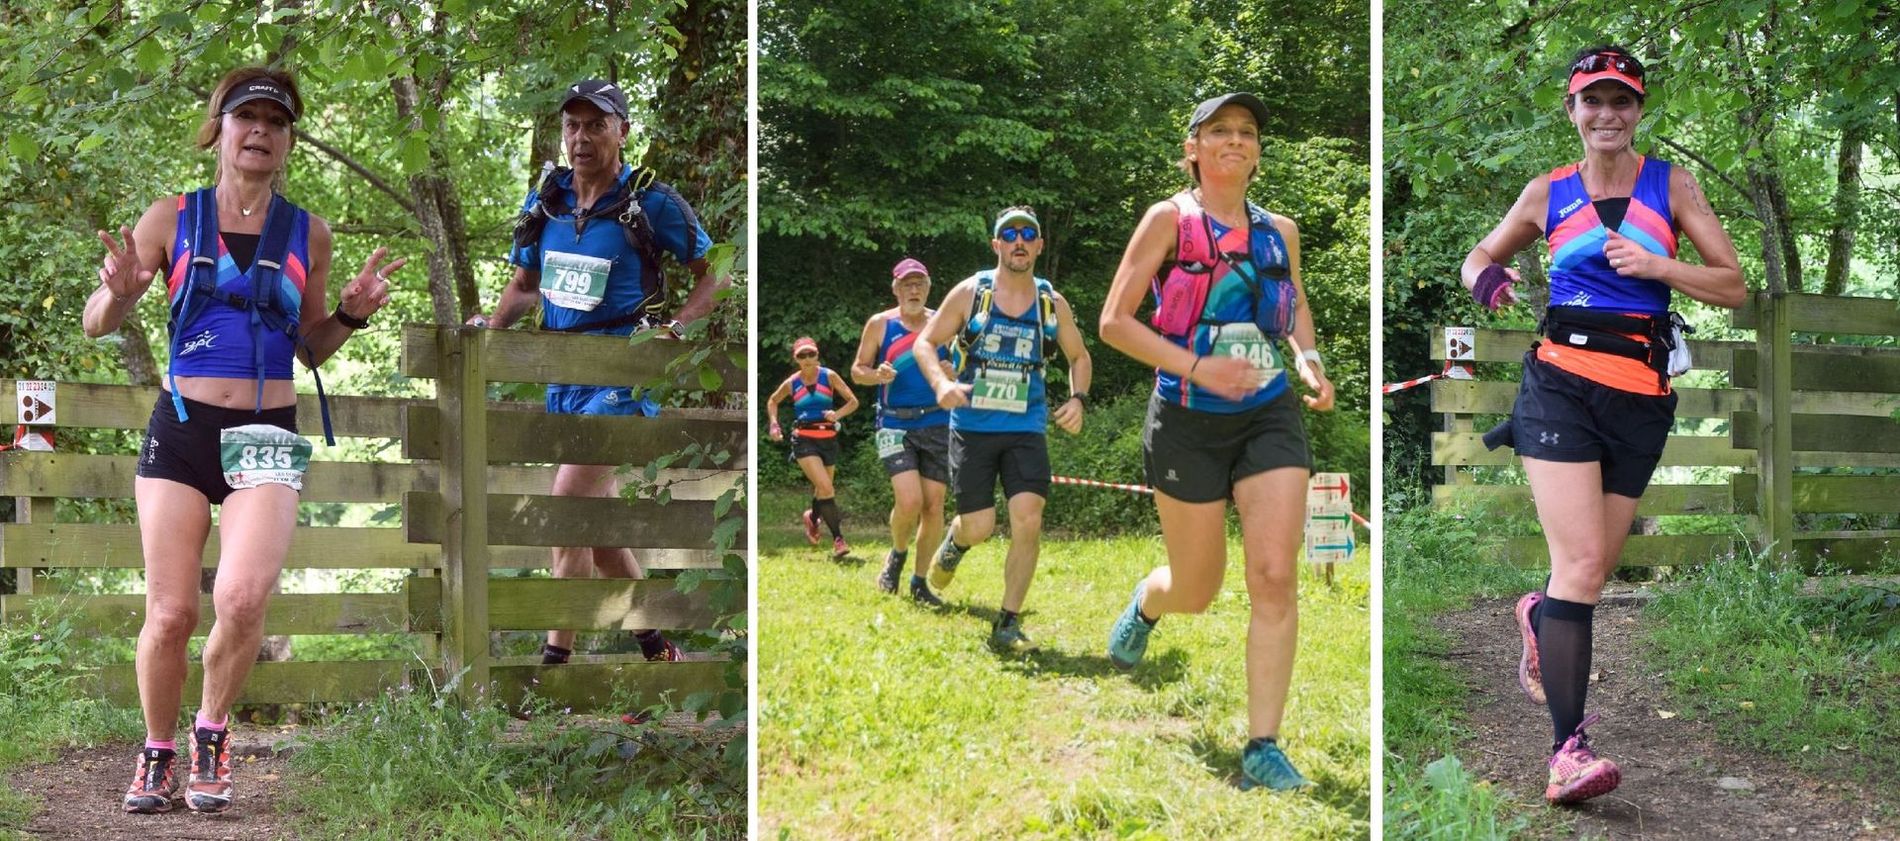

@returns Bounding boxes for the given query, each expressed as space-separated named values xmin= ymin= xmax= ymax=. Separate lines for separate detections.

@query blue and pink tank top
xmin=164 ymin=193 xmax=311 ymax=380
xmin=1540 ymin=156 xmax=1678 ymax=394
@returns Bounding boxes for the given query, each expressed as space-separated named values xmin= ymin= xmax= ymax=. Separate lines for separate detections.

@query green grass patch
xmin=0 ymin=610 xmax=144 ymax=836
xmin=1381 ymin=506 xmax=1570 ymax=839
xmin=1646 ymin=556 xmax=1900 ymax=798
xmin=758 ymin=490 xmax=1370 ymax=838
xmin=285 ymin=684 xmax=745 ymax=840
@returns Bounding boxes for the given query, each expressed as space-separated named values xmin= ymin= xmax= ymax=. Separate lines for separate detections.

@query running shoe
xmin=801 ymin=510 xmax=820 ymax=545
xmin=1515 ymin=590 xmax=1546 ymax=704
xmin=927 ymin=535 xmax=966 ymax=591
xmin=621 ymin=636 xmax=684 ymax=726
xmin=1545 ymin=713 xmax=1620 ymax=804
xmin=989 ymin=621 xmax=1037 ymax=654
xmin=876 ymin=551 xmax=905 ymax=593
xmin=1107 ymin=579 xmax=1155 ymax=670
xmin=833 ymin=536 xmax=850 ymax=559
xmin=185 ymin=726 xmax=233 ymax=813
xmin=122 ymin=747 xmax=179 ymax=813
xmin=1240 ymin=739 xmax=1312 ymax=791
xmin=910 ymin=578 xmax=945 ymax=608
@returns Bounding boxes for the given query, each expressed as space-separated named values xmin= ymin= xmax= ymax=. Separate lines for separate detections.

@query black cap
xmin=560 ymin=79 xmax=629 ymax=119
xmin=221 ymin=79 xmax=299 ymax=122
xmin=1186 ymin=92 xmax=1268 ymax=136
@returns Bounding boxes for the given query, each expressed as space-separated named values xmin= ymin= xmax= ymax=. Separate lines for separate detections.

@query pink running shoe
xmin=832 ymin=536 xmax=850 ymax=559
xmin=1515 ymin=591 xmax=1546 ymax=704
xmin=801 ymin=509 xmax=820 ymax=545
xmin=1545 ymin=713 xmax=1620 ymax=804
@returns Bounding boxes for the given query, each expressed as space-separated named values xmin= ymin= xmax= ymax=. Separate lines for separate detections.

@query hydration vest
xmin=511 ymin=161 xmax=668 ymax=332
xmin=168 ymin=187 xmax=335 ymax=444
xmin=1150 ymin=189 xmax=1294 ymax=339
xmin=958 ymin=270 xmax=1058 ymax=373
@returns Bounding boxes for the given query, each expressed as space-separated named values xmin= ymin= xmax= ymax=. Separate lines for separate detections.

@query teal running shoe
xmin=1240 ymin=740 xmax=1311 ymax=792
xmin=1107 ymin=579 xmax=1155 ymax=670
xmin=988 ymin=621 xmax=1037 ymax=654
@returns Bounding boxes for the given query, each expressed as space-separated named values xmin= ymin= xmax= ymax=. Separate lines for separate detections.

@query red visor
xmin=1568 ymin=52 xmax=1645 ymax=95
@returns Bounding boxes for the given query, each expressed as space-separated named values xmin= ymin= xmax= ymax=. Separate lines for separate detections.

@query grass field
xmin=758 ymin=491 xmax=1371 ymax=839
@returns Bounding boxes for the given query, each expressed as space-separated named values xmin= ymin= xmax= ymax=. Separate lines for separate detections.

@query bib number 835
xmin=238 ymin=445 xmax=296 ymax=470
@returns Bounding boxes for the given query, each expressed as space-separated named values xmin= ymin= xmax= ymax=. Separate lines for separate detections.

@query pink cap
xmin=791 ymin=336 xmax=819 ymax=356
xmin=891 ymin=257 xmax=929 ymax=280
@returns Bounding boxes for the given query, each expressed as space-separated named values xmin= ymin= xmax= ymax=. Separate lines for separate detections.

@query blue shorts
xmin=546 ymin=384 xmax=659 ymax=417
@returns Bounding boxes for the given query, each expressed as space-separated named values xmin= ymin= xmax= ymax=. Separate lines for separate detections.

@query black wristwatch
xmin=1069 ymin=392 xmax=1089 ymax=407
xmin=334 ymin=305 xmax=370 ymax=330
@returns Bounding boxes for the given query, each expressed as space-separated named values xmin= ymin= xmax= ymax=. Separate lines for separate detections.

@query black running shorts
xmin=1143 ymin=389 xmax=1312 ymax=503
xmin=788 ymin=433 xmax=841 ymax=467
xmin=1502 ymin=352 xmax=1677 ymax=498
xmin=879 ymin=424 xmax=950 ymax=485
xmin=136 ymin=391 xmax=301 ymax=505
xmin=948 ymin=429 xmax=1050 ymax=514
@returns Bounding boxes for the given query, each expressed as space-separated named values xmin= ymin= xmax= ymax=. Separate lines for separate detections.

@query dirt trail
xmin=1438 ymin=593 xmax=1895 ymax=840
xmin=7 ymin=726 xmax=303 ymax=840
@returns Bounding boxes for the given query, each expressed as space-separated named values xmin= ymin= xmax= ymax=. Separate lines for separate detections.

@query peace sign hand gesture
xmin=340 ymin=247 xmax=406 ymax=322
xmin=96 ymin=226 xmax=154 ymax=301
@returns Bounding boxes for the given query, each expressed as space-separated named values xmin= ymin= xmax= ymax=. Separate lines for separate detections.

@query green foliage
xmin=1384 ymin=755 xmax=1530 ymax=841
xmin=759 ymin=0 xmax=1371 ymax=532
xmin=0 ymin=606 xmax=143 ymax=780
xmin=286 ymin=684 xmax=745 ymax=840
xmin=1647 ymin=555 xmax=1900 ymax=787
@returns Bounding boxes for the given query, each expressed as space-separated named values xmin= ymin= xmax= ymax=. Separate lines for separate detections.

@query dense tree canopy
xmin=759 ymin=0 xmax=1371 ymax=522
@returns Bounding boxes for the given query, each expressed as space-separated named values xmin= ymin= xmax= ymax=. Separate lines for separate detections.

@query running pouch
xmin=1665 ymin=311 xmax=1693 ymax=377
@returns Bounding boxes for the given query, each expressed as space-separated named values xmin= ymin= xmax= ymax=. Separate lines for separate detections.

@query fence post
xmin=1754 ymin=291 xmax=1795 ymax=557
xmin=437 ymin=326 xmax=491 ymax=704
xmin=12 ymin=497 xmax=57 ymax=596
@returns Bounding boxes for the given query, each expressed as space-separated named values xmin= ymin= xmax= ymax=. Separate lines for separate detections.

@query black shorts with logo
xmin=1143 ymin=389 xmax=1312 ymax=503
xmin=136 ymin=391 xmax=301 ymax=505
xmin=1494 ymin=352 xmax=1677 ymax=498
xmin=788 ymin=433 xmax=842 ymax=467
xmin=948 ymin=429 xmax=1050 ymax=514
xmin=879 ymin=424 xmax=950 ymax=485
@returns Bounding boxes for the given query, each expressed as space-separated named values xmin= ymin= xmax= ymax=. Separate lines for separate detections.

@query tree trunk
xmin=1730 ymin=30 xmax=1791 ymax=295
xmin=1821 ymin=122 xmax=1863 ymax=296
xmin=117 ymin=313 xmax=160 ymax=387
xmin=390 ymin=75 xmax=478 ymax=324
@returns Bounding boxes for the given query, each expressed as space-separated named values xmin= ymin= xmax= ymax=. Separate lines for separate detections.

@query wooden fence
xmin=1429 ymin=292 xmax=1900 ymax=570
xmin=0 ymin=325 xmax=746 ymax=712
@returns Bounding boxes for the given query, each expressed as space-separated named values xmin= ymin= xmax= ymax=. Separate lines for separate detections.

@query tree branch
xmin=292 ymin=128 xmax=417 ymax=214
xmin=1651 ymin=135 xmax=1759 ymax=219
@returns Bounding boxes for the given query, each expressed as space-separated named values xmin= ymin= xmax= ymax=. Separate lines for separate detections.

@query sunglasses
xmin=998 ymin=226 xmax=1039 ymax=243
xmin=794 ymin=351 xmax=817 ymax=359
xmin=1571 ymin=52 xmax=1644 ymax=80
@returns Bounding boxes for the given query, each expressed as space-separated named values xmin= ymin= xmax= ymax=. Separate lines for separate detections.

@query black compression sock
xmin=634 ymin=629 xmax=667 ymax=659
xmin=998 ymin=609 xmax=1020 ymax=628
xmin=1536 ymin=595 xmax=1596 ymax=751
xmin=815 ymin=497 xmax=843 ymax=538
xmin=541 ymin=644 xmax=572 ymax=665
xmin=890 ymin=549 xmax=908 ymax=563
xmin=1246 ymin=736 xmax=1278 ymax=751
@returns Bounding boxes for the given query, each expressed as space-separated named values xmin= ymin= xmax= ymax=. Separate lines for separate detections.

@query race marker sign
xmin=1304 ymin=472 xmax=1355 ymax=564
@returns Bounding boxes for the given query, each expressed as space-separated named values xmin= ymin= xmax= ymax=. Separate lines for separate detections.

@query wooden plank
xmin=0 ymin=381 xmax=432 ymax=438
xmin=0 ymin=592 xmax=422 ymax=636
xmin=401 ymin=325 xmax=744 ymax=393
xmin=1 ymin=524 xmax=434 ymax=570
xmin=487 ymin=578 xmax=735 ymax=631
xmin=1731 ymin=412 xmax=1900 ymax=454
xmin=1733 ymin=293 xmax=1900 ymax=336
xmin=89 ymin=659 xmax=412 ymax=706
xmin=1432 ymin=433 xmax=1750 ymax=467
xmin=403 ymin=406 xmax=746 ymax=467
xmin=1432 ymin=483 xmax=1735 ymax=516
xmin=405 ymin=491 xmax=722 ymax=549
xmin=1426 ymin=327 xmax=1744 ymax=368
xmin=1429 ymin=380 xmax=1751 ymax=419
xmin=437 ymin=326 xmax=492 ymax=704
xmin=0 ymin=523 xmax=721 ymax=570
xmin=1498 ymin=534 xmax=1741 ymax=568
xmin=0 ymin=453 xmax=724 ymax=503
xmin=488 ymin=659 xmax=729 ymax=713
xmin=1733 ymin=348 xmax=1900 ymax=395
xmin=1731 ymin=474 xmax=1900 ymax=515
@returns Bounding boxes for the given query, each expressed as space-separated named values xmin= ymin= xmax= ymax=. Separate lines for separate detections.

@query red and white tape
xmin=1381 ymin=361 xmax=1473 ymax=394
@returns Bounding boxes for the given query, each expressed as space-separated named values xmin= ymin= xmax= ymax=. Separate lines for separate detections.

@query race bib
xmin=875 ymin=428 xmax=907 ymax=458
xmin=542 ymin=250 xmax=612 ymax=311
xmin=219 ymin=424 xmax=312 ymax=491
xmin=1212 ymin=323 xmax=1283 ymax=382
xmin=970 ymin=367 xmax=1029 ymax=413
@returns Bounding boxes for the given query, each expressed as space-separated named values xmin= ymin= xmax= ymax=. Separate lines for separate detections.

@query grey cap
xmin=1186 ymin=92 xmax=1268 ymax=136
xmin=221 ymin=79 xmax=299 ymax=122
xmin=560 ymin=79 xmax=629 ymax=119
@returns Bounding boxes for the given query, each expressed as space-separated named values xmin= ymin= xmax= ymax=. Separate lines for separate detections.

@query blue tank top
xmin=1544 ymin=157 xmax=1676 ymax=315
xmin=877 ymin=312 xmax=949 ymax=430
xmin=164 ymin=192 xmax=311 ymax=380
xmin=1154 ymin=215 xmax=1290 ymax=413
xmin=952 ymin=276 xmax=1050 ymax=434
xmin=508 ymin=164 xmax=713 ymax=334
xmin=789 ymin=368 xmax=836 ymax=423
